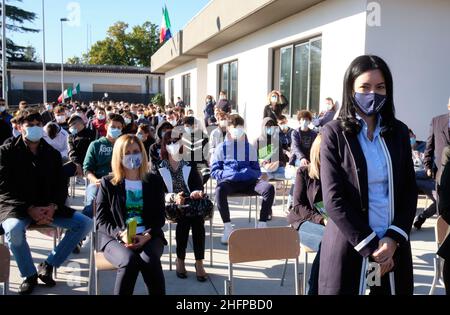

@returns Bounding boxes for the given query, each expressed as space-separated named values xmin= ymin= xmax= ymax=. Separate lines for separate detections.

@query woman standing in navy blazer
xmin=319 ymin=55 xmax=417 ymax=295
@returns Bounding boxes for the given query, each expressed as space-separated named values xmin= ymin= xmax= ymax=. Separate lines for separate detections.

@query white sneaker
xmin=221 ymin=223 xmax=234 ymax=245
xmin=257 ymin=221 xmax=268 ymax=229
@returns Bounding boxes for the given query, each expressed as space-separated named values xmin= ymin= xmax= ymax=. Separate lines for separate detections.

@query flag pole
xmin=2 ymin=0 xmax=8 ymax=107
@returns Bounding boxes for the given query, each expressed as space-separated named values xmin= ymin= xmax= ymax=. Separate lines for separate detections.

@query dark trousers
xmin=103 ymin=238 xmax=166 ymax=295
xmin=416 ymin=172 xmax=438 ymax=219
xmin=176 ymin=216 xmax=205 ymax=261
xmin=444 ymin=260 xmax=450 ymax=295
xmin=215 ymin=180 xmax=275 ymax=223
xmin=308 ymin=244 xmax=321 ymax=295
xmin=369 ymin=273 xmax=392 ymax=295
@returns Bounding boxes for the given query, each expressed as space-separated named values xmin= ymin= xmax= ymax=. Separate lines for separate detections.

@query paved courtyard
xmin=2 ymin=180 xmax=445 ymax=295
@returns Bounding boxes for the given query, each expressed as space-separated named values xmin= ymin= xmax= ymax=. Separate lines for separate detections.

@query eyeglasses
xmin=167 ymin=139 xmax=179 ymax=145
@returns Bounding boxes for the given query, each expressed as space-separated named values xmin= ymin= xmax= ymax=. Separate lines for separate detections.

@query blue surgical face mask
xmin=13 ymin=128 xmax=21 ymax=138
xmin=410 ymin=137 xmax=417 ymax=147
xmin=266 ymin=127 xmax=274 ymax=136
xmin=353 ymin=92 xmax=387 ymax=116
xmin=136 ymin=133 xmax=144 ymax=141
xmin=108 ymin=127 xmax=122 ymax=139
xmin=24 ymin=126 xmax=43 ymax=143
xmin=184 ymin=126 xmax=193 ymax=134
xmin=122 ymin=153 xmax=142 ymax=170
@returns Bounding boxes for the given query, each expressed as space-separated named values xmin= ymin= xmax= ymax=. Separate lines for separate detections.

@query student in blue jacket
xmin=211 ymin=114 xmax=275 ymax=245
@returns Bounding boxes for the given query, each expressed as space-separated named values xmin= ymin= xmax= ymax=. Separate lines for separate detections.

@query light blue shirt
xmin=357 ymin=116 xmax=390 ymax=239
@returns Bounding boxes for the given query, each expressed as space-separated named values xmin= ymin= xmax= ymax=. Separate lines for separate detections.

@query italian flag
xmin=159 ymin=5 xmax=172 ymax=44
xmin=58 ymin=84 xmax=80 ymax=103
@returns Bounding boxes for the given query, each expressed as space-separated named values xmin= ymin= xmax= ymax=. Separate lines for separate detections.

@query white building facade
xmin=7 ymin=62 xmax=164 ymax=106
xmin=152 ymin=0 xmax=450 ymax=140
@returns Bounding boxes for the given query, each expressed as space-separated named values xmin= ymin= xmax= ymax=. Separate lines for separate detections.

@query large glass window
xmin=219 ymin=60 xmax=238 ymax=111
xmin=182 ymin=74 xmax=191 ymax=107
xmin=274 ymin=36 xmax=322 ymax=116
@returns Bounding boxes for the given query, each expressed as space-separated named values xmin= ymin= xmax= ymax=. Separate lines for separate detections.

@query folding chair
xmin=228 ymin=193 xmax=260 ymax=228
xmin=268 ymin=178 xmax=291 ymax=214
xmin=280 ymin=243 xmax=316 ymax=294
xmin=0 ymin=225 xmax=9 ymax=295
xmin=0 ymin=243 xmax=9 ymax=295
xmin=429 ymin=216 xmax=450 ymax=295
xmin=88 ymin=201 xmax=117 ymax=295
xmin=224 ymin=227 xmax=302 ymax=295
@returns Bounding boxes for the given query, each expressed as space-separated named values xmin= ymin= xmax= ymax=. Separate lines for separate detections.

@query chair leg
xmin=169 ymin=222 xmax=173 ymax=271
xmin=248 ymin=197 xmax=252 ymax=223
xmin=95 ymin=268 xmax=99 ymax=295
xmin=254 ymin=197 xmax=259 ymax=228
xmin=295 ymin=257 xmax=300 ymax=295
xmin=53 ymin=232 xmax=57 ymax=279
xmin=429 ymin=256 xmax=441 ymax=295
xmin=209 ymin=218 xmax=213 ymax=267
xmin=303 ymin=252 xmax=308 ymax=295
xmin=280 ymin=258 xmax=288 ymax=286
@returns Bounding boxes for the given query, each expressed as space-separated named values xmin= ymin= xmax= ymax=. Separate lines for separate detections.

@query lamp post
xmin=60 ymin=18 xmax=68 ymax=101
xmin=42 ymin=0 xmax=47 ymax=105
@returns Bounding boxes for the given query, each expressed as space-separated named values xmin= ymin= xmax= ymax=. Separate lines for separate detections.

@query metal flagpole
xmin=1 ymin=0 xmax=7 ymax=107
xmin=60 ymin=18 xmax=68 ymax=101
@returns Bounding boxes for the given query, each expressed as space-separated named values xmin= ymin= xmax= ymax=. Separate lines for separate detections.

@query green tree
xmin=2 ymin=0 xmax=39 ymax=61
xmin=82 ymin=21 xmax=161 ymax=67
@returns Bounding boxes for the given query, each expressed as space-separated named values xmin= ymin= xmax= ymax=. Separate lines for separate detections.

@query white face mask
xmin=327 ymin=104 xmax=334 ymax=111
xmin=166 ymin=143 xmax=181 ymax=156
xmin=55 ymin=115 xmax=66 ymax=123
xmin=169 ymin=119 xmax=178 ymax=127
xmin=230 ymin=127 xmax=245 ymax=140
xmin=219 ymin=120 xmax=228 ymax=128
xmin=0 ymin=106 xmax=6 ymax=112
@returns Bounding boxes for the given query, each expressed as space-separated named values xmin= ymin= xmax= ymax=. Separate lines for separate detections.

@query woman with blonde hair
xmin=287 ymin=134 xmax=325 ymax=295
xmin=263 ymin=90 xmax=289 ymax=121
xmin=96 ymin=134 xmax=167 ymax=295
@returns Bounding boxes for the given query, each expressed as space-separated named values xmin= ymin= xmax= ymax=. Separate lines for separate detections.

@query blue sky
xmin=9 ymin=0 xmax=211 ymax=64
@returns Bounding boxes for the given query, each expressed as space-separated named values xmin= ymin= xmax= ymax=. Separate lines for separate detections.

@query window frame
xmin=273 ymin=35 xmax=322 ymax=117
xmin=218 ymin=60 xmax=239 ymax=111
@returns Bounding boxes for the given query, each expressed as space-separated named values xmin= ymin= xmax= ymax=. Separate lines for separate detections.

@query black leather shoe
xmin=37 ymin=262 xmax=56 ymax=287
xmin=72 ymin=242 xmax=82 ymax=254
xmin=413 ymin=215 xmax=426 ymax=230
xmin=19 ymin=274 xmax=38 ymax=295
xmin=175 ymin=259 xmax=187 ymax=279
xmin=195 ymin=263 xmax=208 ymax=282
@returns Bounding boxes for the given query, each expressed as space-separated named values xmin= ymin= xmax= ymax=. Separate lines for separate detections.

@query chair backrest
xmin=436 ymin=216 xmax=450 ymax=246
xmin=0 ymin=244 xmax=10 ymax=283
xmin=228 ymin=227 xmax=300 ymax=264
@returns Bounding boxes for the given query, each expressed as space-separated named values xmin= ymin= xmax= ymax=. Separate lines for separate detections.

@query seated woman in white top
xmin=43 ymin=122 xmax=69 ymax=161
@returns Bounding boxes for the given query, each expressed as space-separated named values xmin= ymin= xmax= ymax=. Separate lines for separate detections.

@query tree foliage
xmin=1 ymin=0 xmax=39 ymax=61
xmin=78 ymin=21 xmax=161 ymax=67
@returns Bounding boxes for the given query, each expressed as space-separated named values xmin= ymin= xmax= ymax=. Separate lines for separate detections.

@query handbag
xmin=165 ymin=196 xmax=214 ymax=223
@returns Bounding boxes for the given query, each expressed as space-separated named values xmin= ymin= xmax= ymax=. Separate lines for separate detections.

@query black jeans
xmin=215 ymin=180 xmax=275 ymax=223
xmin=103 ymin=238 xmax=166 ymax=295
xmin=308 ymin=244 xmax=321 ymax=295
xmin=176 ymin=216 xmax=205 ymax=261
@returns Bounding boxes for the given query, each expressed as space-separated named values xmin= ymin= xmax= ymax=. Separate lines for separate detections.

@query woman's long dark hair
xmin=339 ymin=55 xmax=396 ymax=135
